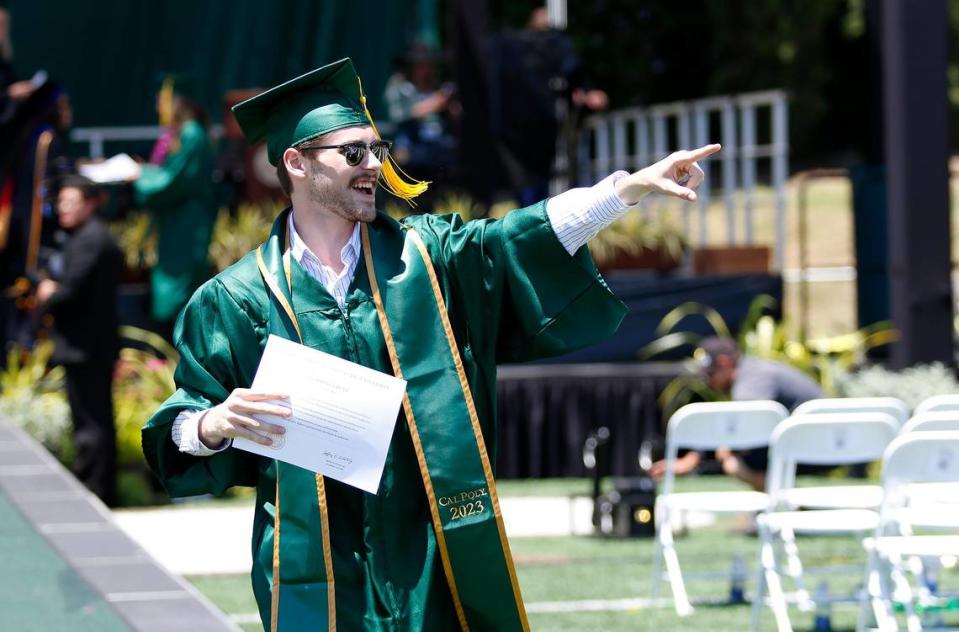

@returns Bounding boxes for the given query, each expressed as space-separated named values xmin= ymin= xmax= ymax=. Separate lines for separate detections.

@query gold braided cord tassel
xmin=158 ymin=77 xmax=174 ymax=127
xmin=357 ymin=76 xmax=430 ymax=202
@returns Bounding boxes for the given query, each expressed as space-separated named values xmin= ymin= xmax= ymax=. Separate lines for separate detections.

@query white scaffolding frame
xmin=566 ymin=90 xmax=789 ymax=270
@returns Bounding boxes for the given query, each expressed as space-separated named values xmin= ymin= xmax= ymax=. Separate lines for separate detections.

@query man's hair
xmin=276 ymin=133 xmax=332 ymax=199
xmin=276 ymin=160 xmax=293 ymax=198
xmin=698 ymin=336 xmax=741 ymax=373
xmin=58 ymin=174 xmax=100 ymax=201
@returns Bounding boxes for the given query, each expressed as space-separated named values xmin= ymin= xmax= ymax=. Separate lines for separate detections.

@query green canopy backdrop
xmin=7 ymin=0 xmax=437 ymax=129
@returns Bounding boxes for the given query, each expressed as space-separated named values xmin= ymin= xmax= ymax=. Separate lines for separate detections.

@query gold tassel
xmin=357 ymin=76 xmax=429 ymax=203
xmin=158 ymin=77 xmax=174 ymax=127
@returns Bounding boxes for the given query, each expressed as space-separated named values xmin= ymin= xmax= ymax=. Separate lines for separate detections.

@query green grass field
xmin=187 ymin=476 xmax=959 ymax=631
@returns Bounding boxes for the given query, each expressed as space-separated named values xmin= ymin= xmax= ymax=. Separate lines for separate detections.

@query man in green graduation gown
xmin=141 ymin=58 xmax=719 ymax=632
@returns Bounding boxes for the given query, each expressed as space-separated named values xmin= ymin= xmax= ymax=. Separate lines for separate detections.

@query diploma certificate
xmin=233 ymin=334 xmax=406 ymax=494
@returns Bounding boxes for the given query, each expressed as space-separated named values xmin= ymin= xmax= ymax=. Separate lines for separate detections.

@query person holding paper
xmin=142 ymin=57 xmax=719 ymax=631
xmin=131 ymin=74 xmax=216 ymax=337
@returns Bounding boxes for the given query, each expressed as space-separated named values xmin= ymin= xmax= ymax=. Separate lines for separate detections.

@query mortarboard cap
xmin=232 ymin=58 xmax=427 ymax=201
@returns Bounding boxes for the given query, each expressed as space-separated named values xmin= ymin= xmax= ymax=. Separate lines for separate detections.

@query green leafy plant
xmin=113 ymin=326 xmax=177 ymax=469
xmin=639 ymin=295 xmax=898 ymax=419
xmin=587 ymin=211 xmax=687 ymax=268
xmin=0 ymin=341 xmax=72 ymax=458
xmin=110 ymin=211 xmax=157 ymax=275
xmin=209 ymin=204 xmax=279 ymax=272
xmin=385 ymin=190 xmax=509 ymax=223
xmin=834 ymin=362 xmax=959 ymax=410
xmin=432 ymin=190 xmax=488 ymax=221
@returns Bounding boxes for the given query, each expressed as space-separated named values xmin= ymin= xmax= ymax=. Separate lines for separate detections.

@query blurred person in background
xmin=492 ymin=6 xmax=608 ymax=206
xmin=383 ymin=42 xmax=459 ymax=208
xmin=36 ymin=175 xmax=121 ymax=506
xmin=131 ymin=74 xmax=215 ymax=340
xmin=0 ymin=3 xmax=38 ymax=127
xmin=650 ymin=336 xmax=825 ymax=490
xmin=1 ymin=77 xmax=75 ymax=350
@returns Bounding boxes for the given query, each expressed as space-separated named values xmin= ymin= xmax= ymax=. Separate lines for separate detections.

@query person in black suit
xmin=36 ymin=175 xmax=121 ymax=506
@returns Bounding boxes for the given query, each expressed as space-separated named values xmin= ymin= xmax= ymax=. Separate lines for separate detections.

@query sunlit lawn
xmin=187 ymin=476 xmax=959 ymax=631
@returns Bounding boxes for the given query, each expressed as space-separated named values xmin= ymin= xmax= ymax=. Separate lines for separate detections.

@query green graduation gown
xmin=142 ymin=202 xmax=626 ymax=630
xmin=133 ymin=119 xmax=215 ymax=323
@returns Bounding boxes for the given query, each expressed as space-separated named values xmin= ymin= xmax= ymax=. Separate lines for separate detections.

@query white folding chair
xmin=793 ymin=397 xmax=910 ymax=428
xmin=859 ymin=432 xmax=959 ymax=632
xmin=913 ymin=394 xmax=959 ymax=416
xmin=652 ymin=400 xmax=789 ymax=616
xmin=886 ymin=413 xmax=959 ymax=523
xmin=900 ymin=411 xmax=959 ymax=434
xmin=751 ymin=413 xmax=900 ymax=632
xmin=783 ymin=398 xmax=910 ymax=511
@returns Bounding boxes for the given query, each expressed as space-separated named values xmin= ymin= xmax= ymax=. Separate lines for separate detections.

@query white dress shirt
xmin=174 ymin=171 xmax=636 ymax=455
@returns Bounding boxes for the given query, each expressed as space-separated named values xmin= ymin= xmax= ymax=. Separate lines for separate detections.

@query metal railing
xmin=71 ymin=125 xmax=225 ymax=158
xmin=569 ymin=90 xmax=789 ymax=270
xmin=70 ymin=121 xmax=399 ymax=159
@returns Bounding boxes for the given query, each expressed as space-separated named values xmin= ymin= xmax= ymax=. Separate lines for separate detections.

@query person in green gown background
xmin=132 ymin=74 xmax=215 ymax=337
xmin=141 ymin=58 xmax=720 ymax=631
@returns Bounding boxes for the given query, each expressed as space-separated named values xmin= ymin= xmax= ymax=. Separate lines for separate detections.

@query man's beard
xmin=307 ymin=170 xmax=377 ymax=223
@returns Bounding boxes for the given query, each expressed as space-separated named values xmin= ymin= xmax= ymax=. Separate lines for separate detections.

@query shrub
xmin=834 ymin=362 xmax=959 ymax=411
xmin=0 ymin=342 xmax=72 ymax=461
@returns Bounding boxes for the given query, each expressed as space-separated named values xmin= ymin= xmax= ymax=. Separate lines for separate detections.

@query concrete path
xmin=0 ymin=419 xmax=239 ymax=631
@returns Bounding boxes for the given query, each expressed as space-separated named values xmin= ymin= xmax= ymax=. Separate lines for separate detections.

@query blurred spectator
xmin=491 ymin=7 xmax=608 ymax=206
xmin=650 ymin=336 xmax=825 ymax=491
xmin=0 ymin=5 xmax=37 ymax=127
xmin=383 ymin=42 xmax=458 ymax=207
xmin=1 ymin=77 xmax=75 ymax=350
xmin=35 ymin=175 xmax=121 ymax=506
xmin=132 ymin=74 xmax=215 ymax=338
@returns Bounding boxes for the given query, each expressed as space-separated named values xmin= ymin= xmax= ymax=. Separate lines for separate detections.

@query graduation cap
xmin=232 ymin=57 xmax=428 ymax=201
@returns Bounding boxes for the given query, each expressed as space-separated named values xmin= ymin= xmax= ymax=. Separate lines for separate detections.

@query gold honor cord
xmin=360 ymin=224 xmax=471 ymax=631
xmin=315 ymin=474 xmax=336 ymax=630
xmin=403 ymin=230 xmax=530 ymax=631
xmin=270 ymin=471 xmax=281 ymax=632
xmin=257 ymin=238 xmax=336 ymax=631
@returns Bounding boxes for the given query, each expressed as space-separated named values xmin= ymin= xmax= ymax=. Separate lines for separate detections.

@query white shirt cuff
xmin=546 ymin=171 xmax=638 ymax=255
xmin=172 ymin=409 xmax=230 ymax=456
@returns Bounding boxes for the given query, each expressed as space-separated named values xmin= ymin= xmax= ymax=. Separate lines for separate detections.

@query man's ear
xmin=283 ymin=148 xmax=307 ymax=179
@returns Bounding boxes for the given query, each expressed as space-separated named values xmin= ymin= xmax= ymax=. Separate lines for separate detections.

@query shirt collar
xmin=288 ymin=212 xmax=361 ymax=270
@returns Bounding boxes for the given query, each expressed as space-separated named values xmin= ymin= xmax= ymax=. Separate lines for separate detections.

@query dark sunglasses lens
xmin=341 ymin=144 xmax=364 ymax=166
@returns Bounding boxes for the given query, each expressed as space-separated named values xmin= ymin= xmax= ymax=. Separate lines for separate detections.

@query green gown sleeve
xmin=133 ymin=120 xmax=209 ymax=209
xmin=408 ymin=201 xmax=627 ymax=364
xmin=141 ymin=276 xmax=266 ymax=497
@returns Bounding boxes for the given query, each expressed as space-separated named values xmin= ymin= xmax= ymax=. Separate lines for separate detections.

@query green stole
xmin=255 ymin=211 xmax=529 ymax=631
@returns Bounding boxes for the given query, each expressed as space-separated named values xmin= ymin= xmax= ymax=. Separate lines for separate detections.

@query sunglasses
xmin=298 ymin=140 xmax=392 ymax=167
